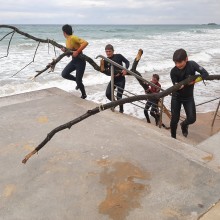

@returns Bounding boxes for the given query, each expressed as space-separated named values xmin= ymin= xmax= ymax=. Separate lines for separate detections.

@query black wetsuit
xmin=103 ymin=54 xmax=130 ymax=112
xmin=170 ymin=60 xmax=209 ymax=138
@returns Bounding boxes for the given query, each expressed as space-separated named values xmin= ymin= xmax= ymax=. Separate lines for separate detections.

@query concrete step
xmin=0 ymin=87 xmax=70 ymax=108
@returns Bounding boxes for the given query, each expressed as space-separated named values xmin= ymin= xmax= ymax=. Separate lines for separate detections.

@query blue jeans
xmin=170 ymin=96 xmax=196 ymax=138
xmin=61 ymin=57 xmax=86 ymax=96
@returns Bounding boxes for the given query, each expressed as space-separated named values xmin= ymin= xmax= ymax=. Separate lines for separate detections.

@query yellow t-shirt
xmin=65 ymin=35 xmax=87 ymax=50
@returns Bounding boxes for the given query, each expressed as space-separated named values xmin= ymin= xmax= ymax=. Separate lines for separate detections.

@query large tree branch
xmin=22 ymin=74 xmax=220 ymax=164
xmin=0 ymin=25 xmax=151 ymax=90
xmin=0 ymin=25 xmax=100 ymax=78
xmin=0 ymin=25 xmax=154 ymax=91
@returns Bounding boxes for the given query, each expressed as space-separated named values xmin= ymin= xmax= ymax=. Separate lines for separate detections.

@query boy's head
xmin=152 ymin=74 xmax=159 ymax=83
xmin=62 ymin=24 xmax=73 ymax=36
xmin=105 ymin=44 xmax=114 ymax=57
xmin=173 ymin=48 xmax=188 ymax=70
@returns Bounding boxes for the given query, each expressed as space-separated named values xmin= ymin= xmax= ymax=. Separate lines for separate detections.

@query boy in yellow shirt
xmin=61 ymin=24 xmax=88 ymax=99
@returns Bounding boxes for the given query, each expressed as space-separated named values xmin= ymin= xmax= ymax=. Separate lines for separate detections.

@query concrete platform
xmin=0 ymin=88 xmax=220 ymax=220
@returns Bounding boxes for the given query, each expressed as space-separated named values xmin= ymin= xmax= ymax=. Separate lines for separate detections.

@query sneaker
xmin=180 ymin=122 xmax=188 ymax=137
xmin=81 ymin=94 xmax=87 ymax=99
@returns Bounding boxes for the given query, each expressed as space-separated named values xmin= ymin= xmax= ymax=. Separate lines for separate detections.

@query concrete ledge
xmin=0 ymin=87 xmax=70 ymax=107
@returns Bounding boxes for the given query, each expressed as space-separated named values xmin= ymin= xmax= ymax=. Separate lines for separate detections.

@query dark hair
xmin=153 ymin=74 xmax=159 ymax=81
xmin=62 ymin=24 xmax=73 ymax=35
xmin=105 ymin=44 xmax=114 ymax=51
xmin=173 ymin=49 xmax=187 ymax=62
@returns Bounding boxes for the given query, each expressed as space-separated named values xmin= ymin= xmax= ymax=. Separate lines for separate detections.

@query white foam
xmin=190 ymin=52 xmax=212 ymax=63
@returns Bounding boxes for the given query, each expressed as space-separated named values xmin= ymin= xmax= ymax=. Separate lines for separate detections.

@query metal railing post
xmin=110 ymin=64 xmax=115 ymax=111
xmin=159 ymin=98 xmax=164 ymax=128
xmin=211 ymin=100 xmax=220 ymax=127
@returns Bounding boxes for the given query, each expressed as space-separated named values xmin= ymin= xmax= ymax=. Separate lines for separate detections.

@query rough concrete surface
xmin=0 ymin=88 xmax=220 ymax=220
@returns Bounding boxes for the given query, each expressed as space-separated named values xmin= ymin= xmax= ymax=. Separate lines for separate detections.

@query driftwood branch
xmin=22 ymin=74 xmax=220 ymax=164
xmin=0 ymin=25 xmax=151 ymax=90
xmin=0 ymin=25 xmax=100 ymax=78
xmin=130 ymin=49 xmax=149 ymax=90
xmin=0 ymin=25 xmax=157 ymax=94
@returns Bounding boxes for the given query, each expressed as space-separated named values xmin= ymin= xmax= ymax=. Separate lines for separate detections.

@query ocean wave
xmin=190 ymin=52 xmax=212 ymax=63
xmin=16 ymin=42 xmax=37 ymax=49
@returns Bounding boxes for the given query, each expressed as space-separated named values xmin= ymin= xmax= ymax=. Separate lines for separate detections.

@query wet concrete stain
xmin=162 ymin=207 xmax=184 ymax=219
xmin=202 ymin=154 xmax=213 ymax=162
xmin=3 ymin=184 xmax=16 ymax=197
xmin=23 ymin=144 xmax=35 ymax=151
xmin=37 ymin=116 xmax=48 ymax=123
xmin=98 ymin=161 xmax=151 ymax=220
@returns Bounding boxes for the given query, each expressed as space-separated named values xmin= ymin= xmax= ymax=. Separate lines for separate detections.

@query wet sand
xmin=161 ymin=111 xmax=220 ymax=145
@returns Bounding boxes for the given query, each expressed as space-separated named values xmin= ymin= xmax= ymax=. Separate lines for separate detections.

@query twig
xmin=0 ymin=25 xmax=100 ymax=77
xmin=32 ymin=51 xmax=72 ymax=79
xmin=11 ymin=41 xmax=41 ymax=77
xmin=53 ymin=45 xmax=57 ymax=57
xmin=0 ymin=30 xmax=14 ymax=41
xmin=0 ymin=31 xmax=15 ymax=59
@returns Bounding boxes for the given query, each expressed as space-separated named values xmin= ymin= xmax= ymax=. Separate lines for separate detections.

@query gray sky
xmin=0 ymin=0 xmax=219 ymax=24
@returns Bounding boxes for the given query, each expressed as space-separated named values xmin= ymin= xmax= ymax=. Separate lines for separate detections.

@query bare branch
xmin=0 ymin=25 xmax=146 ymax=89
xmin=22 ymin=74 xmax=220 ymax=164
xmin=0 ymin=31 xmax=15 ymax=59
xmin=32 ymin=51 xmax=72 ymax=79
xmin=0 ymin=25 xmax=101 ymax=78
xmin=53 ymin=45 xmax=57 ymax=57
xmin=0 ymin=30 xmax=14 ymax=41
xmin=11 ymin=41 xmax=41 ymax=77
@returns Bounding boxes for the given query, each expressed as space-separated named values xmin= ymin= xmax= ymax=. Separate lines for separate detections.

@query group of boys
xmin=61 ymin=24 xmax=209 ymax=139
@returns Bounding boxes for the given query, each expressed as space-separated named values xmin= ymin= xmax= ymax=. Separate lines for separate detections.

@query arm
xmin=191 ymin=60 xmax=209 ymax=79
xmin=101 ymin=60 xmax=111 ymax=76
xmin=73 ymin=37 xmax=89 ymax=57
xmin=121 ymin=54 xmax=130 ymax=76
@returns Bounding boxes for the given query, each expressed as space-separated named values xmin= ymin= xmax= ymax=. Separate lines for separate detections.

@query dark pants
xmin=61 ymin=57 xmax=86 ymax=96
xmin=106 ymin=77 xmax=125 ymax=112
xmin=170 ymin=96 xmax=196 ymax=138
xmin=144 ymin=99 xmax=160 ymax=125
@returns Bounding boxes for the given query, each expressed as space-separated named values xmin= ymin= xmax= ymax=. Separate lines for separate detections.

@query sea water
xmin=0 ymin=24 xmax=220 ymax=118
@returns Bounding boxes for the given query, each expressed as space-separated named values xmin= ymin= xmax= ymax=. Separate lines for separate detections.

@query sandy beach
xmin=157 ymin=110 xmax=220 ymax=145
xmin=189 ymin=111 xmax=220 ymax=143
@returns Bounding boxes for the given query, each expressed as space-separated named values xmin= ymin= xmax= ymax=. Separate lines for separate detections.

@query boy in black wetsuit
xmin=144 ymin=74 xmax=161 ymax=125
xmin=101 ymin=44 xmax=130 ymax=113
xmin=170 ymin=49 xmax=209 ymax=139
